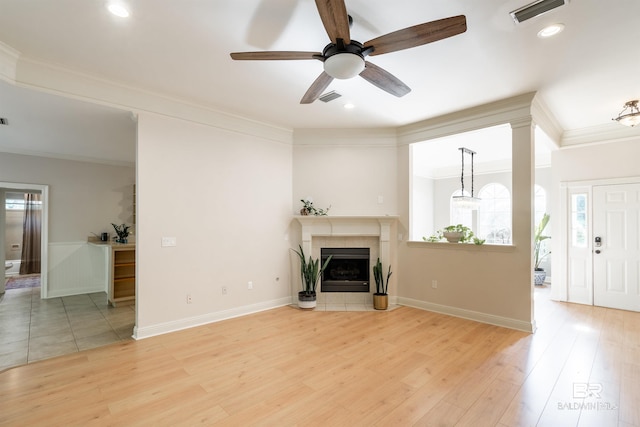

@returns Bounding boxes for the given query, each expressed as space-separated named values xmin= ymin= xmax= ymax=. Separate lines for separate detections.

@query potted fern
xmin=292 ymin=245 xmax=332 ymax=309
xmin=372 ymin=258 xmax=392 ymax=310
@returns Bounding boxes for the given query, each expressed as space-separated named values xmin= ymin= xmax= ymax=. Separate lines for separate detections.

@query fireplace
xmin=321 ymin=248 xmax=370 ymax=293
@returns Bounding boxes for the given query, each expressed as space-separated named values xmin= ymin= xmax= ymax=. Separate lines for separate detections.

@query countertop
xmin=87 ymin=237 xmax=136 ymax=249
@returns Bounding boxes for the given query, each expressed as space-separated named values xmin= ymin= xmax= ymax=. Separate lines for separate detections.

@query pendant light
xmin=452 ymin=147 xmax=481 ymax=209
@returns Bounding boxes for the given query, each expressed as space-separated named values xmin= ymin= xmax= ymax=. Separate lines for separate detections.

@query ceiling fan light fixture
xmin=323 ymin=53 xmax=365 ymax=80
xmin=107 ymin=2 xmax=130 ymax=18
xmin=613 ymin=100 xmax=640 ymax=127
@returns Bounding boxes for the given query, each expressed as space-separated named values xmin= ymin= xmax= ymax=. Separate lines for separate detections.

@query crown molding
xmin=293 ymin=127 xmax=398 ymax=146
xmin=562 ymin=122 xmax=640 ymax=146
xmin=396 ymin=92 xmax=537 ymax=145
xmin=0 ymin=41 xmax=20 ymax=83
xmin=13 ymin=54 xmax=294 ymax=145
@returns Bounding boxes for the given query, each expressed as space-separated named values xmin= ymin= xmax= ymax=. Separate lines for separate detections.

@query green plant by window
xmin=534 ymin=213 xmax=551 ymax=270
xmin=423 ymin=224 xmax=482 ymax=244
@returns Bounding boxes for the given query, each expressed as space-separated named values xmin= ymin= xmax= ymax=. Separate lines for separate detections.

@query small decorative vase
xmin=300 ymin=208 xmax=309 ymax=215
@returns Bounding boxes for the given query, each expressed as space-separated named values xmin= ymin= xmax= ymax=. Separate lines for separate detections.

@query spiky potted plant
xmin=534 ymin=213 xmax=551 ymax=285
xmin=292 ymin=245 xmax=332 ymax=309
xmin=372 ymin=258 xmax=392 ymax=310
xmin=111 ymin=223 xmax=131 ymax=244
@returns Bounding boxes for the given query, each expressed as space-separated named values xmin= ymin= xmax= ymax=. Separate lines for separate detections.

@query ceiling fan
xmin=230 ymin=0 xmax=467 ymax=104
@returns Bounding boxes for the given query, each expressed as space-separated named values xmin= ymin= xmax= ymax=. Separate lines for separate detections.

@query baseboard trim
xmin=396 ymin=297 xmax=535 ymax=333
xmin=47 ymin=285 xmax=104 ymax=298
xmin=133 ymin=297 xmax=292 ymax=340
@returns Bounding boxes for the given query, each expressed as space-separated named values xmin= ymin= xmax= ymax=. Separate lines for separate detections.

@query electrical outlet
xmin=186 ymin=293 xmax=192 ymax=304
xmin=222 ymin=286 xmax=227 ymax=295
xmin=432 ymin=280 xmax=438 ymax=289
xmin=248 ymin=281 xmax=253 ymax=290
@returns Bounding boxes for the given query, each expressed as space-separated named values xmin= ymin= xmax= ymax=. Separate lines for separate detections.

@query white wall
xmin=292 ymin=129 xmax=398 ymax=216
xmin=135 ymin=112 xmax=294 ymax=338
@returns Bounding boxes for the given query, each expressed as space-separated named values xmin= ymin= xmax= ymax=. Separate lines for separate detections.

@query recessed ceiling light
xmin=107 ymin=3 xmax=130 ymax=18
xmin=344 ymin=103 xmax=355 ymax=109
xmin=537 ymin=23 xmax=564 ymax=38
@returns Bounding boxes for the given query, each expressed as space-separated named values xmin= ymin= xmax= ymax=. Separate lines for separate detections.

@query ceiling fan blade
xmin=300 ymin=72 xmax=334 ymax=104
xmin=364 ymin=15 xmax=467 ymax=56
xmin=360 ymin=61 xmax=411 ymax=97
xmin=230 ymin=51 xmax=322 ymax=60
xmin=315 ymin=0 xmax=351 ymax=44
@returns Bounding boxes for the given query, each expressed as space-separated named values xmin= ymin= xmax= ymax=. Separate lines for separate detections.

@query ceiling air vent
xmin=510 ymin=0 xmax=568 ymax=24
xmin=319 ymin=91 xmax=342 ymax=103
xmin=0 ymin=118 xmax=8 ymax=125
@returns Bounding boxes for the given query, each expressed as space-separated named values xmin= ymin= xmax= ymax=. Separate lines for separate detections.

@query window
xmin=478 ymin=183 xmax=511 ymax=244
xmin=534 ymin=185 xmax=547 ymax=226
xmin=571 ymin=194 xmax=587 ymax=247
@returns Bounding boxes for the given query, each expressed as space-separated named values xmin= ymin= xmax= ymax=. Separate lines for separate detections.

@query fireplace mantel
xmin=294 ymin=215 xmax=398 ymax=240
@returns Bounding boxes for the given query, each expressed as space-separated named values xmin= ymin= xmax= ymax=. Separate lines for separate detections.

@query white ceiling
xmin=0 ymin=0 xmax=638 ymax=166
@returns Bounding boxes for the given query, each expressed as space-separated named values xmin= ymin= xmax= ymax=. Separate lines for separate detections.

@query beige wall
xmin=0 ymin=153 xmax=135 ymax=242
xmin=135 ymin=112 xmax=294 ymax=337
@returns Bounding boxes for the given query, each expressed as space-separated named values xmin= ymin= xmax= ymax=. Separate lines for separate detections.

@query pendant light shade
xmin=451 ymin=147 xmax=481 ymax=210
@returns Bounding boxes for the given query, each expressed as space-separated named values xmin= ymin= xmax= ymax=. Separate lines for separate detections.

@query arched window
xmin=478 ymin=183 xmax=511 ymax=244
xmin=534 ymin=185 xmax=547 ymax=226
xmin=450 ymin=189 xmax=472 ymax=228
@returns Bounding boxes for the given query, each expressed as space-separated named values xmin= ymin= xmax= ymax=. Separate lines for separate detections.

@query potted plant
xmin=534 ymin=213 xmax=551 ymax=285
xmin=424 ymin=224 xmax=480 ymax=244
xmin=372 ymin=258 xmax=392 ymax=310
xmin=299 ymin=198 xmax=331 ymax=216
xmin=291 ymin=245 xmax=332 ymax=309
xmin=111 ymin=223 xmax=131 ymax=243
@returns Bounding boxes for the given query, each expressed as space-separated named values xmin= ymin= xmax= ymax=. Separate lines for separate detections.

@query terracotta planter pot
xmin=373 ymin=293 xmax=388 ymax=310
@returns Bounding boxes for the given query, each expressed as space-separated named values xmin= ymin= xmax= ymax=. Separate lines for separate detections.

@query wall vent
xmin=0 ymin=118 xmax=8 ymax=125
xmin=510 ymin=0 xmax=568 ymax=24
xmin=319 ymin=91 xmax=342 ymax=103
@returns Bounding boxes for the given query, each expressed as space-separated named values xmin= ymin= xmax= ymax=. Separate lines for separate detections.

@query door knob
xmin=595 ymin=249 xmax=601 ymax=254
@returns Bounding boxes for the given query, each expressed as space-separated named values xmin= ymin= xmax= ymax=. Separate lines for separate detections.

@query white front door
xmin=593 ymin=183 xmax=640 ymax=311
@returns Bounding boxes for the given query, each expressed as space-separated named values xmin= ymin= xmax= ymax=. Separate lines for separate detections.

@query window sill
xmin=407 ymin=240 xmax=516 ymax=253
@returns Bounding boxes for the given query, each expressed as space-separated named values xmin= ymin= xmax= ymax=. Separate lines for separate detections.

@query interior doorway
xmin=1 ymin=182 xmax=49 ymax=297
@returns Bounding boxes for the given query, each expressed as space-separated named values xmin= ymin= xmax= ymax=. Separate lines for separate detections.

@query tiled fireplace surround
xmin=294 ymin=216 xmax=397 ymax=308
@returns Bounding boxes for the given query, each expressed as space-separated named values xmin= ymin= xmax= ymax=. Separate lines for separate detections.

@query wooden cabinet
xmin=110 ymin=246 xmax=135 ymax=306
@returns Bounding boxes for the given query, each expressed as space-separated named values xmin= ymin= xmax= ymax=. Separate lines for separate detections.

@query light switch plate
xmin=161 ymin=237 xmax=177 ymax=247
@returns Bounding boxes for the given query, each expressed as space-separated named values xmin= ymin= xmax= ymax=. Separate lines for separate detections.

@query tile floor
xmin=0 ymin=286 xmax=134 ymax=371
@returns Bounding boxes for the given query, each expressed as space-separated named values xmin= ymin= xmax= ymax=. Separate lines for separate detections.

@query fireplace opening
xmin=321 ymin=248 xmax=370 ymax=292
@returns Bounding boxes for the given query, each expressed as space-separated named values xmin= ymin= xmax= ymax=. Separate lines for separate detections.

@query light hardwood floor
xmin=1 ymin=287 xmax=638 ymax=426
